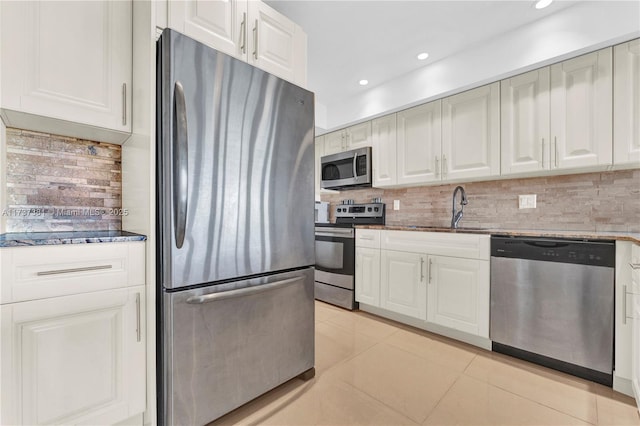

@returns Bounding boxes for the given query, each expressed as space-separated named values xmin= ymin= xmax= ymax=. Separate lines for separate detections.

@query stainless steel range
xmin=314 ymin=201 xmax=385 ymax=310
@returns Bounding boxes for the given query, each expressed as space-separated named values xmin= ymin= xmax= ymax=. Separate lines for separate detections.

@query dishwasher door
xmin=490 ymin=257 xmax=614 ymax=381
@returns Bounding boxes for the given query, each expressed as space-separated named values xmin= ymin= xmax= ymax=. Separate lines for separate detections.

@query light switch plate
xmin=393 ymin=200 xmax=400 ymax=210
xmin=518 ymin=194 xmax=537 ymax=209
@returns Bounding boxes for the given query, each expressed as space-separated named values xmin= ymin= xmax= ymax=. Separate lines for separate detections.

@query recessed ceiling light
xmin=535 ymin=0 xmax=553 ymax=9
xmin=359 ymin=79 xmax=369 ymax=86
xmin=417 ymin=52 xmax=429 ymax=60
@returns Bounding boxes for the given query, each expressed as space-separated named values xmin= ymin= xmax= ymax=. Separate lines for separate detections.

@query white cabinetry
xmin=355 ymin=229 xmax=381 ymax=307
xmin=550 ymin=48 xmax=612 ymax=170
xmin=322 ymin=122 xmax=372 ymax=156
xmin=614 ymin=39 xmax=640 ymax=167
xmin=396 ymin=101 xmax=442 ymax=185
xmin=0 ymin=242 xmax=146 ymax=425
xmin=372 ymin=114 xmax=397 ymax=187
xmin=166 ymin=0 xmax=307 ymax=86
xmin=357 ymin=229 xmax=491 ymax=343
xmin=0 ymin=1 xmax=132 ymax=144
xmin=427 ymin=255 xmax=489 ymax=337
xmin=441 ymin=82 xmax=501 ymax=181
xmin=501 ymin=68 xmax=551 ymax=175
xmin=315 ymin=135 xmax=324 ymax=200
xmin=631 ymin=243 xmax=640 ymax=412
xmin=381 ymin=250 xmax=427 ymax=320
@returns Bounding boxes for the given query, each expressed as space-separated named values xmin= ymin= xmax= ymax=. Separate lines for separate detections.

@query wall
xmin=322 ymin=1 xmax=640 ymax=131
xmin=3 ymin=127 xmax=123 ymax=232
xmin=321 ymin=170 xmax=640 ymax=233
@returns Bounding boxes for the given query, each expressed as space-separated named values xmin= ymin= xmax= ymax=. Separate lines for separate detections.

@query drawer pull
xmin=630 ymin=263 xmax=640 ymax=270
xmin=36 ymin=264 xmax=113 ymax=276
xmin=359 ymin=236 xmax=375 ymax=240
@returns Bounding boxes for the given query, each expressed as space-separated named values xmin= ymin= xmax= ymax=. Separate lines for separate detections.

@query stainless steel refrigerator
xmin=156 ymin=29 xmax=315 ymax=426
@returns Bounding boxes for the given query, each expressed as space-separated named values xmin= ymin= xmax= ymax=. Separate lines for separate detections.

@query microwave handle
xmin=352 ymin=152 xmax=358 ymax=178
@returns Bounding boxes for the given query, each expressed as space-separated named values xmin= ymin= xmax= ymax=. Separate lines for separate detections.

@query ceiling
xmin=265 ymin=1 xmax=579 ymax=108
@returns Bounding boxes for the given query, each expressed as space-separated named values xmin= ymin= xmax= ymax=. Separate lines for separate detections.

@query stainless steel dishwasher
xmin=490 ymin=236 xmax=616 ymax=386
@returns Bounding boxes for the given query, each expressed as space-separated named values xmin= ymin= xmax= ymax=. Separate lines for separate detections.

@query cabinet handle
xmin=554 ymin=137 xmax=558 ymax=168
xmin=36 ymin=264 xmax=112 ymax=276
xmin=359 ymin=235 xmax=375 ymax=240
xmin=421 ymin=258 xmax=425 ymax=282
xmin=428 ymin=258 xmax=433 ymax=283
xmin=629 ymin=263 xmax=640 ymax=270
xmin=442 ymin=155 xmax=448 ymax=176
xmin=135 ymin=292 xmax=141 ymax=342
xmin=252 ymin=19 xmax=258 ymax=60
xmin=122 ymin=83 xmax=127 ymax=126
xmin=623 ymin=285 xmax=627 ymax=325
xmin=435 ymin=156 xmax=439 ymax=177
xmin=541 ymin=138 xmax=545 ymax=168
xmin=240 ymin=12 xmax=247 ymax=54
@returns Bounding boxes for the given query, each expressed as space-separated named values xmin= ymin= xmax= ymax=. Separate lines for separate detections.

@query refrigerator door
xmin=158 ymin=29 xmax=315 ymax=289
xmin=163 ymin=267 xmax=315 ymax=425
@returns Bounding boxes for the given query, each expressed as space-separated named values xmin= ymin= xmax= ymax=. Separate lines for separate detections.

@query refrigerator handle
xmin=173 ymin=81 xmax=189 ymax=249
xmin=185 ymin=276 xmax=302 ymax=304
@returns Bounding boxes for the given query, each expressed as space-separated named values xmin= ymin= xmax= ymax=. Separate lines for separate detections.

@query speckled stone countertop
xmin=0 ymin=230 xmax=147 ymax=247
xmin=355 ymin=225 xmax=640 ymax=244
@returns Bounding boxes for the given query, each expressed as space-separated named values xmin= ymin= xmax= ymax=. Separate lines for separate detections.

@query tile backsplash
xmin=3 ymin=128 xmax=123 ymax=232
xmin=321 ymin=169 xmax=640 ymax=232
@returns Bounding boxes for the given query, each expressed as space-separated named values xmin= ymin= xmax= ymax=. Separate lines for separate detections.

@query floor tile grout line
xmin=420 ymin=374 xmax=463 ymax=426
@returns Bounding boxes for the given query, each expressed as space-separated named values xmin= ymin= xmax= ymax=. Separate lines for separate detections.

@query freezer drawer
xmin=162 ymin=268 xmax=315 ymax=425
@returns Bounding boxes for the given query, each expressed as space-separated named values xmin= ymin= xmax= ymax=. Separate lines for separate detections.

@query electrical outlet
xmin=393 ymin=200 xmax=400 ymax=210
xmin=518 ymin=194 xmax=537 ymax=209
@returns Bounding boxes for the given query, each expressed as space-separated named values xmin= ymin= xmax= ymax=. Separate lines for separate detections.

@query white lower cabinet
xmin=427 ymin=255 xmax=489 ymax=337
xmin=355 ymin=230 xmax=490 ymax=345
xmin=631 ymin=243 xmax=640 ymax=412
xmin=1 ymin=286 xmax=146 ymax=425
xmin=380 ymin=250 xmax=427 ymax=320
xmin=355 ymin=247 xmax=381 ymax=307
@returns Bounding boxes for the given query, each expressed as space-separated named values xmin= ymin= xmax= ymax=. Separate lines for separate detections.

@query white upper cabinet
xmin=614 ymin=39 xmax=640 ymax=167
xmin=442 ymin=82 xmax=501 ymax=181
xmin=168 ymin=0 xmax=247 ymax=60
xmin=396 ymin=100 xmax=442 ymax=185
xmin=323 ymin=130 xmax=345 ymax=155
xmin=345 ymin=121 xmax=372 ymax=150
xmin=167 ymin=0 xmax=307 ymax=86
xmin=501 ymin=68 xmax=551 ymax=175
xmin=0 ymin=1 xmax=132 ymax=144
xmin=372 ymin=114 xmax=397 ymax=187
xmin=314 ymin=135 xmax=324 ymax=200
xmin=550 ymin=48 xmax=612 ymax=170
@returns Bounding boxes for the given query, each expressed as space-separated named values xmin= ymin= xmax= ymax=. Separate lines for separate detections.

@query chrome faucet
xmin=451 ymin=185 xmax=468 ymax=229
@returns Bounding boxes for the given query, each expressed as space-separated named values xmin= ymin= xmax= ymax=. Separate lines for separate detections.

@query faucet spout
xmin=451 ymin=186 xmax=468 ymax=229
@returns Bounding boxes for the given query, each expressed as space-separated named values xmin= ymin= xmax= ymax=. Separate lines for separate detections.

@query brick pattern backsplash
xmin=321 ymin=170 xmax=640 ymax=232
xmin=4 ymin=128 xmax=122 ymax=232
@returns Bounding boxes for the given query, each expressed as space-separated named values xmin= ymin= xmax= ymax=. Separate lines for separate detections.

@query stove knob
xmin=367 ymin=207 xmax=372 ymax=212
xmin=374 ymin=207 xmax=379 ymax=212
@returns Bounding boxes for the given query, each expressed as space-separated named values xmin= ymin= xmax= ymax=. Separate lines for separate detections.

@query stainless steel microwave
xmin=320 ymin=147 xmax=372 ymax=190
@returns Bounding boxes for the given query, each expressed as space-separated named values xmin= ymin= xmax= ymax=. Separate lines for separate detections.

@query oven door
xmin=314 ymin=227 xmax=354 ymax=289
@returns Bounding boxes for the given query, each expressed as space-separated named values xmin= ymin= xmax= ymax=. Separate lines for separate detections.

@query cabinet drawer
xmin=0 ymin=242 xmax=145 ymax=303
xmin=381 ymin=230 xmax=490 ymax=260
xmin=356 ymin=229 xmax=381 ymax=248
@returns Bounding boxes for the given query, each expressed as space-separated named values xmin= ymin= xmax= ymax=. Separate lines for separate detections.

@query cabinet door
xmin=380 ymin=250 xmax=426 ymax=320
xmin=355 ymin=247 xmax=381 ymax=307
xmin=372 ymin=114 xmax=397 ymax=187
xmin=0 ymin=1 xmax=132 ymax=141
xmin=314 ymin=135 xmax=324 ymax=200
xmin=323 ymin=130 xmax=345 ymax=155
xmin=345 ymin=121 xmax=372 ymax=150
xmin=0 ymin=287 xmax=146 ymax=425
xmin=501 ymin=68 xmax=551 ymax=175
xmin=248 ymin=1 xmax=306 ymax=86
xmin=427 ymin=256 xmax=489 ymax=337
xmin=397 ymin=101 xmax=442 ymax=185
xmin=614 ymin=39 xmax=640 ymax=167
xmin=442 ymin=83 xmax=500 ymax=181
xmin=550 ymin=48 xmax=613 ymax=170
xmin=167 ymin=0 xmax=247 ymax=60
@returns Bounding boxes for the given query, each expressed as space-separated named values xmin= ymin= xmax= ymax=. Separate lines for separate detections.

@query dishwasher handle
xmin=524 ymin=241 xmax=570 ymax=249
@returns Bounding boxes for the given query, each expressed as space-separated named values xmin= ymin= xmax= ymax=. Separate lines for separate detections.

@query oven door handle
xmin=315 ymin=230 xmax=354 ymax=238
xmin=186 ymin=276 xmax=302 ymax=304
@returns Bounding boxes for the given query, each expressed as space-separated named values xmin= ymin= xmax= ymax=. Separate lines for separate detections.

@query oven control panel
xmin=334 ymin=203 xmax=385 ymax=219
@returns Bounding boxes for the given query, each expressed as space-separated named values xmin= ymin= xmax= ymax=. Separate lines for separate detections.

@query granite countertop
xmin=355 ymin=225 xmax=640 ymax=244
xmin=0 ymin=230 xmax=147 ymax=247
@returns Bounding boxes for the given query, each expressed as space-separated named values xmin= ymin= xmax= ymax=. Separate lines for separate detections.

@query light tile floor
xmin=211 ymin=301 xmax=640 ymax=426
